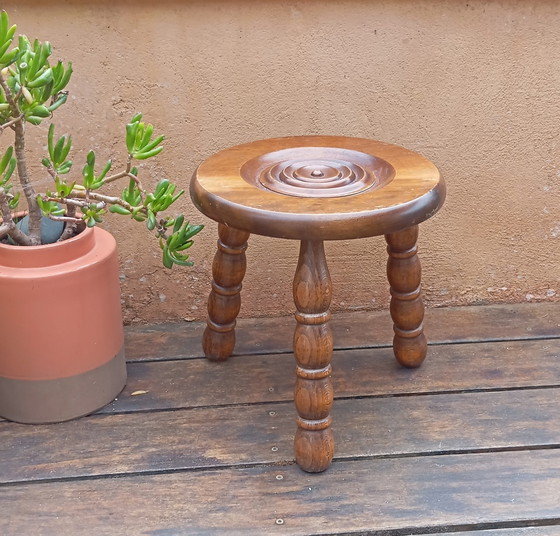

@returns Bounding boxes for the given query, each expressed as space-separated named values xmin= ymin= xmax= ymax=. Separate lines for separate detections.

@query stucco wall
xmin=4 ymin=0 xmax=560 ymax=323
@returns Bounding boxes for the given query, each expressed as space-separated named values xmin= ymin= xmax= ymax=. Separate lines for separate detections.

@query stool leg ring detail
xmin=385 ymin=225 xmax=427 ymax=368
xmin=293 ymin=240 xmax=335 ymax=472
xmin=203 ymin=224 xmax=250 ymax=361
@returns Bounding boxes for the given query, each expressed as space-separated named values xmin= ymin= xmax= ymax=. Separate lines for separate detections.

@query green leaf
xmin=7 ymin=191 xmax=19 ymax=210
xmin=0 ymin=41 xmax=10 ymax=60
xmin=27 ymin=67 xmax=53 ymax=88
xmin=134 ymin=121 xmax=145 ymax=151
xmin=27 ymin=42 xmax=43 ymax=80
xmin=36 ymin=197 xmax=64 ymax=217
xmin=52 ymin=62 xmax=72 ymax=93
xmin=38 ymin=80 xmax=53 ymax=104
xmin=39 ymin=41 xmax=52 ymax=69
xmin=0 ymin=11 xmax=9 ymax=44
xmin=55 ymin=177 xmax=72 ymax=197
xmin=0 ymin=155 xmax=15 ymax=186
xmin=154 ymin=178 xmax=170 ymax=197
xmin=18 ymin=35 xmax=30 ymax=56
xmin=97 ymin=159 xmax=112 ymax=182
xmin=138 ymin=134 xmax=165 ymax=155
xmin=47 ymin=123 xmax=55 ymax=161
xmin=53 ymin=135 xmax=66 ymax=165
xmin=122 ymin=178 xmax=142 ymax=206
xmin=5 ymin=24 xmax=16 ymax=43
xmin=82 ymin=161 xmax=94 ymax=188
xmin=3 ymin=156 xmax=16 ymax=184
xmin=109 ymin=205 xmax=131 ymax=216
xmin=0 ymin=145 xmax=13 ymax=175
xmin=172 ymin=215 xmax=185 ymax=233
xmin=126 ymin=177 xmax=136 ymax=198
xmin=176 ymin=241 xmax=194 ymax=252
xmin=60 ymin=134 xmax=72 ymax=162
xmin=171 ymin=190 xmax=184 ymax=204
xmin=125 ymin=121 xmax=138 ymax=153
xmin=0 ymin=12 xmax=14 ymax=47
xmin=139 ymin=123 xmax=153 ymax=150
xmin=166 ymin=245 xmax=195 ymax=268
xmin=158 ymin=219 xmax=203 ymax=269
xmin=132 ymin=145 xmax=163 ymax=160
xmin=162 ymin=246 xmax=173 ymax=269
xmin=51 ymin=61 xmax=63 ymax=85
xmin=25 ymin=115 xmax=42 ymax=125
xmin=30 ymin=104 xmax=50 ymax=118
xmin=146 ymin=210 xmax=156 ymax=231
xmin=57 ymin=160 xmax=72 ymax=174
xmin=47 ymin=92 xmax=67 ymax=113
xmin=0 ymin=47 xmax=19 ymax=67
xmin=183 ymin=223 xmax=204 ymax=240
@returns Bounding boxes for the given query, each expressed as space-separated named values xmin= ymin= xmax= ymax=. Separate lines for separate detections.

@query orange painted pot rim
xmin=0 ymin=226 xmax=92 ymax=268
xmin=0 ymin=210 xmax=28 ymax=220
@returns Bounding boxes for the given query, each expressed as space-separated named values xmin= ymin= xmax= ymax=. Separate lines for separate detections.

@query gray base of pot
xmin=0 ymin=349 xmax=126 ymax=424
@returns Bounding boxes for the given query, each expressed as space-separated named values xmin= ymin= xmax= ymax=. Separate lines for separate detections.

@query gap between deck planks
xmin=1 ymin=302 xmax=560 ymax=535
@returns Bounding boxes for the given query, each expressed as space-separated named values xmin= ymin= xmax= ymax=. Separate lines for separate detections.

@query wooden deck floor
xmin=1 ymin=303 xmax=560 ymax=535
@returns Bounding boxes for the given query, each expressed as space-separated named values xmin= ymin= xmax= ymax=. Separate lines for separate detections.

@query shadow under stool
xmin=190 ymin=136 xmax=446 ymax=473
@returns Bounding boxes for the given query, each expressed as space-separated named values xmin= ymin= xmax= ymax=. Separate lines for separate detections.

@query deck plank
xmin=124 ymin=302 xmax=560 ymax=361
xmin=2 ymin=450 xmax=560 ymax=536
xmin=1 ymin=389 xmax=559 ymax=484
xmin=102 ymin=338 xmax=560 ymax=414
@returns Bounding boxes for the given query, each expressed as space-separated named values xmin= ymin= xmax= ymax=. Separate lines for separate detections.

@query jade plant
xmin=0 ymin=11 xmax=202 ymax=267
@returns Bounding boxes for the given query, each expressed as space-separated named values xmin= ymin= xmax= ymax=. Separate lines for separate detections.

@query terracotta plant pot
xmin=0 ymin=227 xmax=126 ymax=423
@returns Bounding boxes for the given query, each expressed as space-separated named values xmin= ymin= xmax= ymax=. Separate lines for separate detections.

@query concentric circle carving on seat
xmin=241 ymin=147 xmax=393 ymax=198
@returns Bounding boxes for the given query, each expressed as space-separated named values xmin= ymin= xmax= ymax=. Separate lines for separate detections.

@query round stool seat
xmin=191 ymin=136 xmax=445 ymax=240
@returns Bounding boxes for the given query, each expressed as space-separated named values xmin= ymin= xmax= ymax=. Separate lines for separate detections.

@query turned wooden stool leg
xmin=292 ymin=240 xmax=335 ymax=472
xmin=385 ymin=225 xmax=427 ymax=369
xmin=202 ymin=224 xmax=250 ymax=361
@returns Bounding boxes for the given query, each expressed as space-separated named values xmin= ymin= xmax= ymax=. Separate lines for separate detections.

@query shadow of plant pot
xmin=0 ymin=226 xmax=126 ymax=423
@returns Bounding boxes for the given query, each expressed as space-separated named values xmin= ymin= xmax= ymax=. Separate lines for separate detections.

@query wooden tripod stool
xmin=190 ymin=136 xmax=445 ymax=473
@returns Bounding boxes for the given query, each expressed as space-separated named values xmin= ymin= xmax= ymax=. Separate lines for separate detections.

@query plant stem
xmin=56 ymin=203 xmax=83 ymax=241
xmin=102 ymin=164 xmax=144 ymax=192
xmin=43 ymin=195 xmax=89 ymax=208
xmin=67 ymin=190 xmax=138 ymax=211
xmin=47 ymin=215 xmax=81 ymax=222
xmin=0 ymin=72 xmax=42 ymax=244
xmin=101 ymin=170 xmax=129 ymax=185
xmin=0 ymin=113 xmax=23 ymax=133
xmin=0 ymin=187 xmax=33 ymax=245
